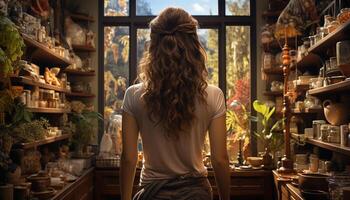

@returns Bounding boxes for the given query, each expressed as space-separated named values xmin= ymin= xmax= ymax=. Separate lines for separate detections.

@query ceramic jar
xmin=323 ymin=100 xmax=349 ymax=126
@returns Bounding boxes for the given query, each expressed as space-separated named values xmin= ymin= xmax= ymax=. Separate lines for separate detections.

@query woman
xmin=121 ymin=7 xmax=230 ymax=200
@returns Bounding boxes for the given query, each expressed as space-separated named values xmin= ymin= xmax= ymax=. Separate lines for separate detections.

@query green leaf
xmin=266 ymin=107 xmax=275 ymax=122
xmin=253 ymin=100 xmax=268 ymax=116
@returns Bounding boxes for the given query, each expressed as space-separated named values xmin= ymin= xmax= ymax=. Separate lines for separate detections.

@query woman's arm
xmin=120 ymin=111 xmax=139 ymax=200
xmin=208 ymin=114 xmax=230 ymax=200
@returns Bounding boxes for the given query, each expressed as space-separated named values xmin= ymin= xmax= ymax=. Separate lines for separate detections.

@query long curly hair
xmin=139 ymin=7 xmax=208 ymax=138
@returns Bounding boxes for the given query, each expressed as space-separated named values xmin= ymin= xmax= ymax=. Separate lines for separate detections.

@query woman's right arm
xmin=208 ymin=114 xmax=230 ymax=200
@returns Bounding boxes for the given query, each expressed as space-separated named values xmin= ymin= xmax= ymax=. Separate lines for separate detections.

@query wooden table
xmin=94 ymin=168 xmax=274 ymax=200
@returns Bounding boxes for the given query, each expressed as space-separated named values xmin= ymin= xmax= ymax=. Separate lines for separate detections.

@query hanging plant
xmin=0 ymin=15 xmax=25 ymax=77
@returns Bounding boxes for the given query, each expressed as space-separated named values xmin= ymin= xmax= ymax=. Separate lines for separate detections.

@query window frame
xmin=98 ymin=0 xmax=257 ymax=154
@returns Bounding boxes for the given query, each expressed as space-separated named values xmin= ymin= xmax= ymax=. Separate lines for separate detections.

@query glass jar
xmin=320 ymin=124 xmax=329 ymax=141
xmin=328 ymin=20 xmax=340 ymax=33
xmin=324 ymin=15 xmax=335 ymax=27
xmin=313 ymin=120 xmax=326 ymax=139
xmin=263 ymin=53 xmax=274 ymax=69
xmin=337 ymin=8 xmax=350 ymax=24
xmin=328 ymin=125 xmax=340 ymax=143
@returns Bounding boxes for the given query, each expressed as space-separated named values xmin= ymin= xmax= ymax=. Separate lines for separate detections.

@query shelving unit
xmin=263 ymin=91 xmax=283 ymax=96
xmin=72 ymin=44 xmax=96 ymax=52
xmin=13 ymin=134 xmax=71 ymax=149
xmin=11 ymin=76 xmax=69 ymax=93
xmin=263 ymin=67 xmax=283 ymax=75
xmin=64 ymin=69 xmax=96 ymax=76
xmin=22 ymin=34 xmax=72 ymax=67
xmin=27 ymin=107 xmax=70 ymax=114
xmin=70 ymin=13 xmax=95 ymax=22
xmin=306 ymin=138 xmax=350 ymax=157
xmin=67 ymin=92 xmax=96 ymax=98
xmin=309 ymin=79 xmax=350 ymax=96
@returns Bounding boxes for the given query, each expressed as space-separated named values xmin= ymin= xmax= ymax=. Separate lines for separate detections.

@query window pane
xmin=104 ymin=0 xmax=129 ymax=16
xmin=136 ymin=0 xmax=218 ymax=16
xmin=104 ymin=26 xmax=129 ymax=114
xmin=226 ymin=26 xmax=251 ymax=162
xmin=198 ymin=29 xmax=219 ymax=86
xmin=226 ymin=0 xmax=250 ymax=16
xmin=137 ymin=29 xmax=151 ymax=67
xmin=136 ymin=28 xmax=218 ymax=86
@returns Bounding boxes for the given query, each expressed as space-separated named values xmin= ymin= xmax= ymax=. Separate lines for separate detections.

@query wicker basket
xmin=95 ymin=156 xmax=120 ymax=168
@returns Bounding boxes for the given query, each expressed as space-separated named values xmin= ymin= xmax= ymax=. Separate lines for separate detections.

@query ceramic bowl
xmin=247 ymin=157 xmax=263 ymax=167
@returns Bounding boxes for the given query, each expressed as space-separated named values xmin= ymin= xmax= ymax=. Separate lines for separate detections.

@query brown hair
xmin=139 ymin=7 xmax=208 ymax=138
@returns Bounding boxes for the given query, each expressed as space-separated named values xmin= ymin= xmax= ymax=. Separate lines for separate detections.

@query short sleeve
xmin=121 ymin=86 xmax=135 ymax=116
xmin=211 ymin=88 xmax=226 ymax=120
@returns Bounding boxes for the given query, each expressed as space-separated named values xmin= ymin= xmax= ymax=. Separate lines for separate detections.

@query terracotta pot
xmin=0 ymin=184 xmax=14 ymax=200
xmin=323 ymin=100 xmax=349 ymax=125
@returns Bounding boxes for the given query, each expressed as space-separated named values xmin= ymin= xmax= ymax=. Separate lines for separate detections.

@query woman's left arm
xmin=120 ymin=111 xmax=139 ymax=200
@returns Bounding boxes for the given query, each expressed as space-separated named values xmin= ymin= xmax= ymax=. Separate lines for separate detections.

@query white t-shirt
xmin=122 ymin=83 xmax=226 ymax=185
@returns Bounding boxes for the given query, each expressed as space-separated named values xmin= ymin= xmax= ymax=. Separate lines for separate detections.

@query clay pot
xmin=298 ymin=173 xmax=329 ymax=192
xmin=247 ymin=157 xmax=263 ymax=168
xmin=0 ymin=184 xmax=14 ymax=200
xmin=26 ymin=172 xmax=50 ymax=192
xmin=323 ymin=100 xmax=349 ymax=125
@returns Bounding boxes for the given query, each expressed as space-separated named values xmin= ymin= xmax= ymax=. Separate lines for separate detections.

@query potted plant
xmin=0 ymin=15 xmax=25 ymax=78
xmin=0 ymin=151 xmax=16 ymax=200
xmin=252 ymin=100 xmax=284 ymax=169
xmin=70 ymin=110 xmax=103 ymax=156
xmin=226 ymin=100 xmax=258 ymax=165
xmin=12 ymin=118 xmax=49 ymax=143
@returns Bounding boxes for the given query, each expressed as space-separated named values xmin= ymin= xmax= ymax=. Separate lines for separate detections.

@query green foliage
xmin=70 ymin=111 xmax=103 ymax=148
xmin=12 ymin=118 xmax=49 ymax=143
xmin=0 ymin=16 xmax=25 ymax=77
xmin=253 ymin=100 xmax=284 ymax=153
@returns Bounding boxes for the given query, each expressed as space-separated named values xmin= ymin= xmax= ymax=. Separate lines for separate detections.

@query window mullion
xmin=130 ymin=24 xmax=137 ymax=85
xmin=219 ymin=23 xmax=226 ymax=97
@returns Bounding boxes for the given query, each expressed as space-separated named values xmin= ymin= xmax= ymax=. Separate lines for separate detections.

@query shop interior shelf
xmin=308 ymin=79 xmax=350 ymax=96
xmin=263 ymin=91 xmax=283 ymax=96
xmin=307 ymin=138 xmax=350 ymax=156
xmin=11 ymin=76 xmax=69 ymax=93
xmin=13 ymin=134 xmax=71 ymax=149
xmin=22 ymin=34 xmax=72 ymax=67
xmin=66 ymin=92 xmax=96 ymax=98
xmin=27 ymin=107 xmax=70 ymax=114
xmin=72 ymin=44 xmax=96 ymax=52
xmin=64 ymin=69 xmax=96 ymax=76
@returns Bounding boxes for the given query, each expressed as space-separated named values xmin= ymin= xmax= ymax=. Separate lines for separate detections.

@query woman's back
xmin=123 ymin=84 xmax=225 ymax=185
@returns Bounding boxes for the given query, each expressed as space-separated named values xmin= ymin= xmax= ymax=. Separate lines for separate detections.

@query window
xmin=100 ymin=0 xmax=257 ymax=159
xmin=136 ymin=0 xmax=218 ymax=16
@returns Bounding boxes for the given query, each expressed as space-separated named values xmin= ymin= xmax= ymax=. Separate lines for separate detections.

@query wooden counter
xmin=273 ymin=170 xmax=304 ymax=200
xmin=51 ymin=167 xmax=94 ymax=200
xmin=94 ymin=168 xmax=274 ymax=200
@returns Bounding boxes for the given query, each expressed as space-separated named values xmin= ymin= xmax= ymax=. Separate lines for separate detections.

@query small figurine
xmin=44 ymin=67 xmax=61 ymax=86
xmin=44 ymin=67 xmax=53 ymax=85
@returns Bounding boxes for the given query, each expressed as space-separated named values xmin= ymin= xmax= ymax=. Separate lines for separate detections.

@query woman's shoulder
xmin=206 ymin=84 xmax=224 ymax=95
xmin=126 ymin=83 xmax=144 ymax=94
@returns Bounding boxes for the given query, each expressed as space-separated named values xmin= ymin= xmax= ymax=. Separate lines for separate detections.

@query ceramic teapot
xmin=323 ymin=100 xmax=349 ymax=125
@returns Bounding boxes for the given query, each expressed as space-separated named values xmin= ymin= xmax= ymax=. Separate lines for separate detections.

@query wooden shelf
xmin=64 ymin=69 xmax=96 ymax=76
xmin=308 ymin=20 xmax=350 ymax=55
xmin=294 ymin=53 xmax=322 ymax=71
xmin=11 ymin=76 xmax=69 ymax=93
xmin=66 ymin=92 xmax=96 ymax=98
xmin=70 ymin=13 xmax=95 ymax=22
xmin=291 ymin=108 xmax=323 ymax=114
xmin=22 ymin=34 xmax=72 ymax=67
xmin=294 ymin=84 xmax=310 ymax=91
xmin=263 ymin=67 xmax=283 ymax=75
xmin=308 ymin=79 xmax=350 ymax=96
xmin=307 ymin=138 xmax=350 ymax=156
xmin=72 ymin=45 xmax=96 ymax=52
xmin=263 ymin=91 xmax=283 ymax=96
xmin=13 ymin=134 xmax=70 ymax=149
xmin=28 ymin=107 xmax=70 ymax=114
